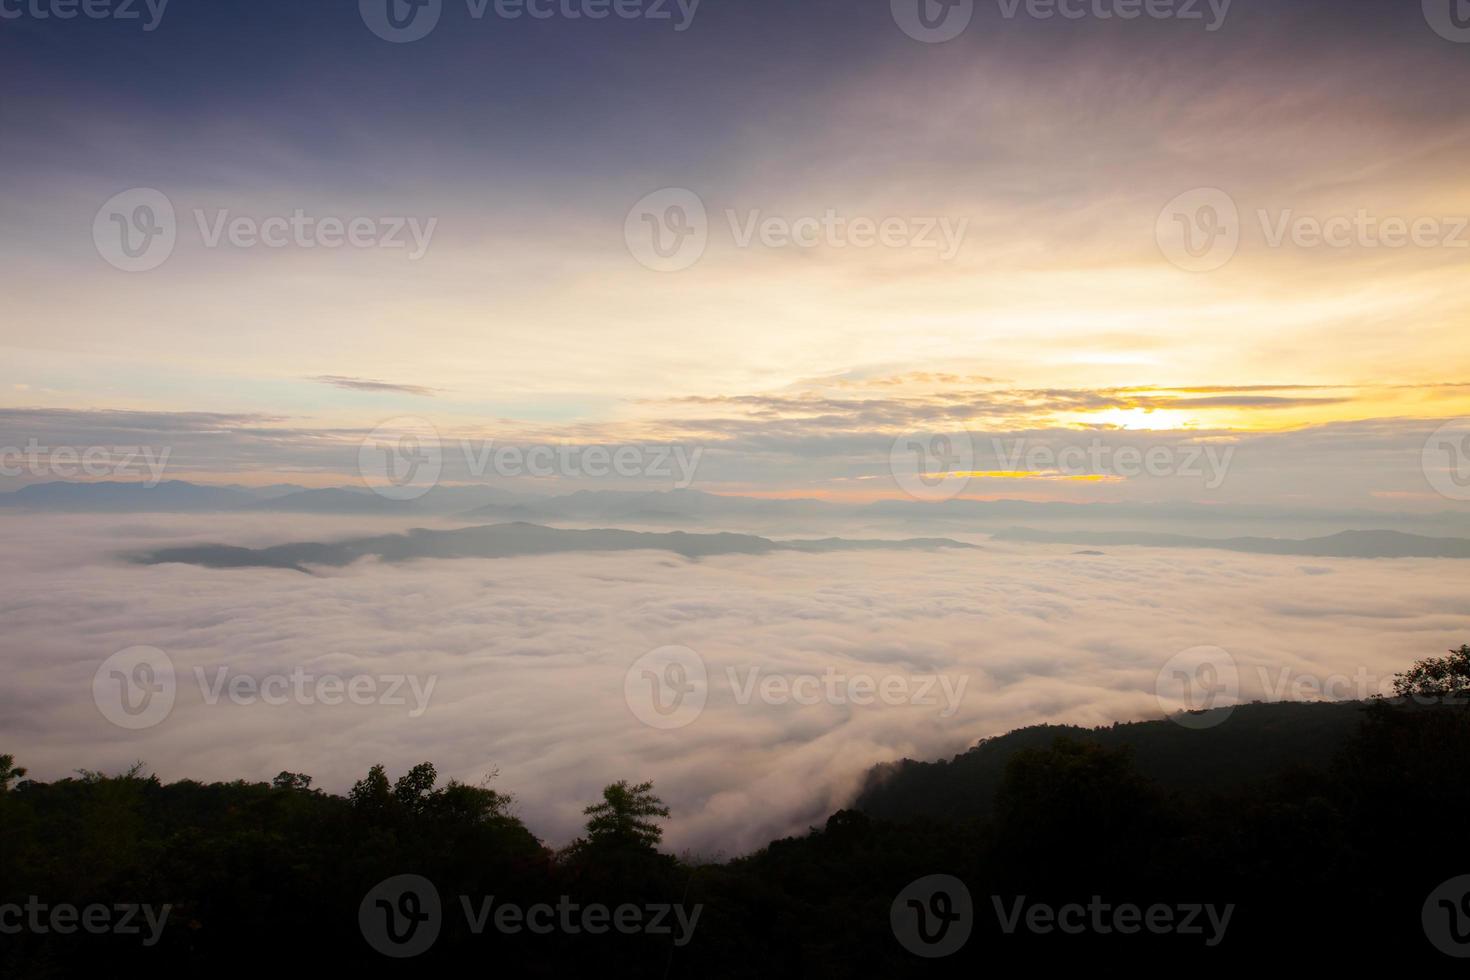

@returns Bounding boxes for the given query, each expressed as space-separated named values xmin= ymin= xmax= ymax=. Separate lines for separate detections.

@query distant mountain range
xmin=991 ymin=526 xmax=1470 ymax=558
xmin=7 ymin=481 xmax=1470 ymax=557
xmin=5 ymin=478 xmax=1470 ymax=527
xmin=134 ymin=522 xmax=979 ymax=572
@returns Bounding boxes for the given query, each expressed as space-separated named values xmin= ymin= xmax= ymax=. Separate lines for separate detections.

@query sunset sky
xmin=4 ymin=0 xmax=1469 ymax=505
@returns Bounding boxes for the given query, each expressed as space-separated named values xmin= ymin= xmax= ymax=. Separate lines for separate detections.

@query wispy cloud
xmin=309 ymin=376 xmax=437 ymax=397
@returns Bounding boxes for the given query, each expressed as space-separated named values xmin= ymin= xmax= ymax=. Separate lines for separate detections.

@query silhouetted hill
xmin=134 ymin=522 xmax=978 ymax=571
xmin=856 ymin=700 xmax=1369 ymax=822
xmin=5 ymin=695 xmax=1468 ymax=973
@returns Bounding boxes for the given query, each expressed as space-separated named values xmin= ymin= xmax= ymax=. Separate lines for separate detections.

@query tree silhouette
xmin=393 ymin=762 xmax=438 ymax=813
xmin=272 ymin=770 xmax=313 ymax=791
xmin=0 ymin=753 xmax=26 ymax=792
xmin=582 ymin=779 xmax=670 ymax=850
xmin=1391 ymin=644 xmax=1470 ymax=700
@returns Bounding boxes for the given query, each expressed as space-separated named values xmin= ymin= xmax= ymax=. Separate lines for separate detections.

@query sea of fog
xmin=2 ymin=513 xmax=1465 ymax=854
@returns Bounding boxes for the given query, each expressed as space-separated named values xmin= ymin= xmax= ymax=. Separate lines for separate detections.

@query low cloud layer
xmin=2 ymin=514 xmax=1466 ymax=855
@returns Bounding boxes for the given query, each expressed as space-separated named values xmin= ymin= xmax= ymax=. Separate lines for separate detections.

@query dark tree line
xmin=3 ymin=647 xmax=1468 ymax=975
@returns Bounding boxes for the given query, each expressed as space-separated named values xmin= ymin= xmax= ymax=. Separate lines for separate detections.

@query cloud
xmin=2 ymin=513 xmax=1465 ymax=855
xmin=309 ymin=376 xmax=438 ymax=396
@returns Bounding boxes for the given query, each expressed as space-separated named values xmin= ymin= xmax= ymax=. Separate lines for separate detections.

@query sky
xmin=3 ymin=0 xmax=1470 ymax=507
xmin=3 ymin=1 xmax=1470 ymax=851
